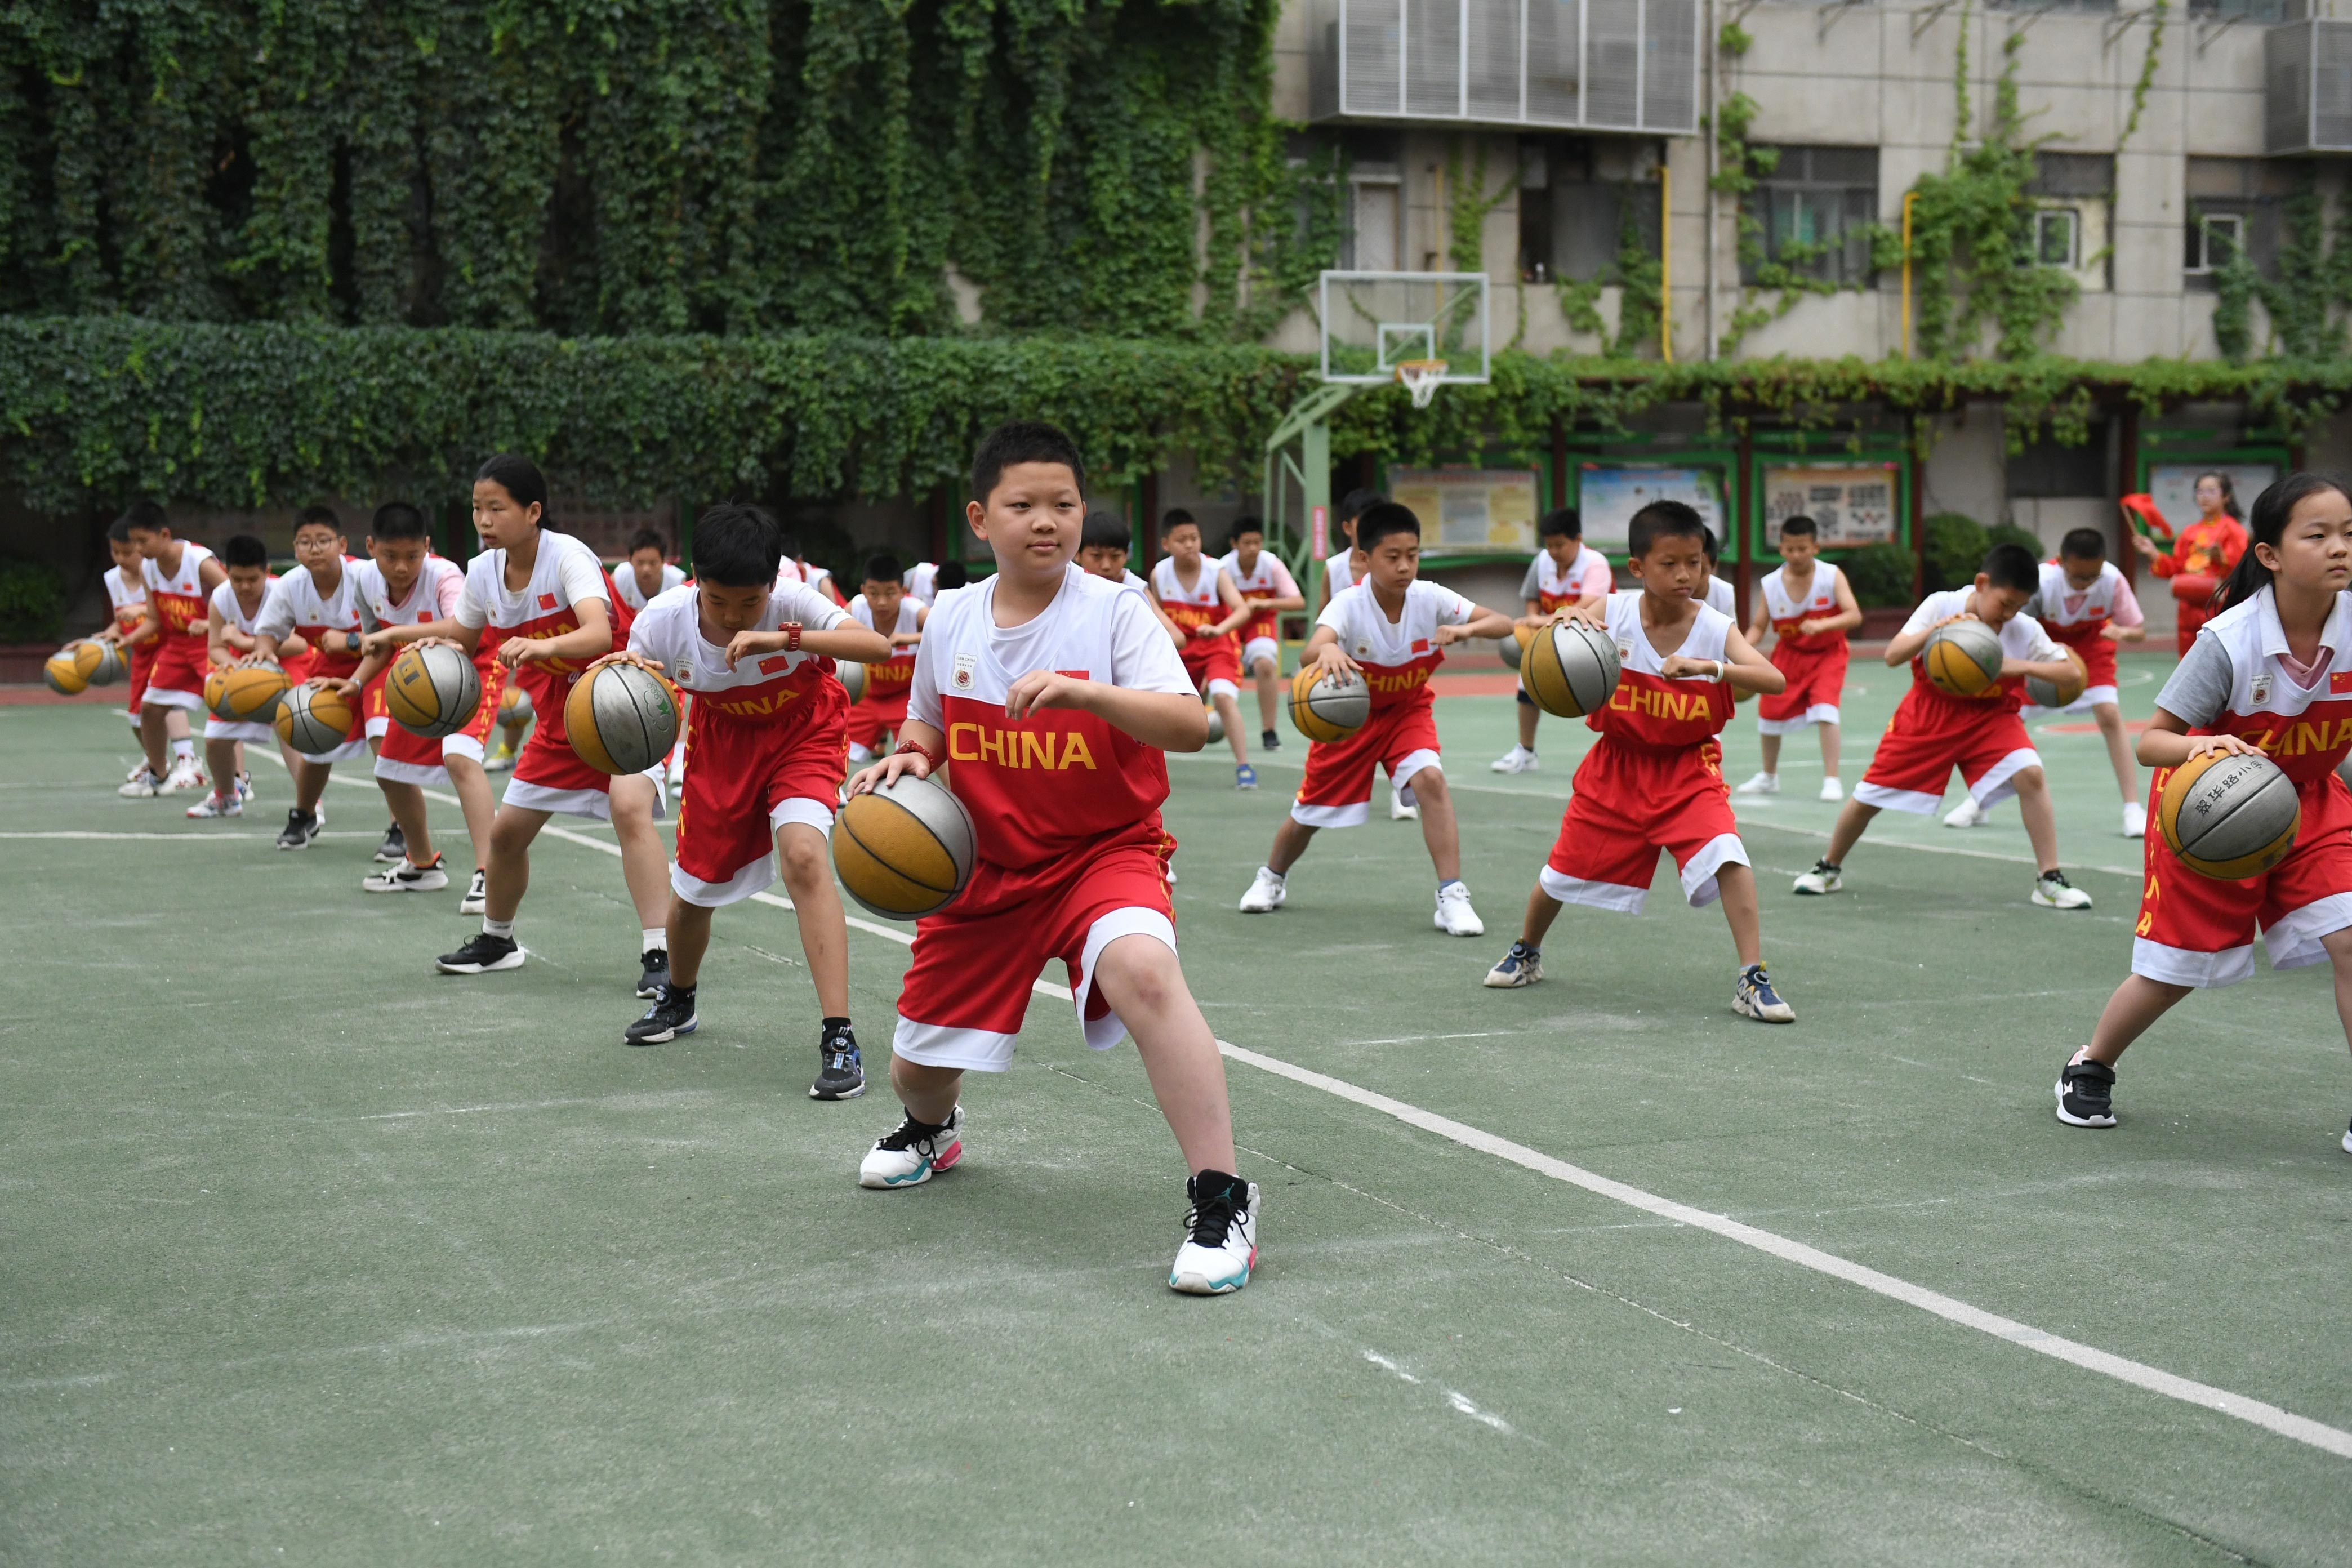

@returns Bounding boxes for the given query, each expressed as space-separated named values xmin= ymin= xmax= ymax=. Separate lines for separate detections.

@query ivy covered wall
xmin=0 ymin=1 xmax=1341 ymax=343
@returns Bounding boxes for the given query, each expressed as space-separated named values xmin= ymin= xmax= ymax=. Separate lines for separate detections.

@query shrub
xmin=1843 ymin=543 xmax=1917 ymax=608
xmin=0 ymin=558 xmax=65 ymax=644
xmin=1986 ymin=522 xmax=2047 ymax=560
xmin=1923 ymin=513 xmax=1991 ymax=591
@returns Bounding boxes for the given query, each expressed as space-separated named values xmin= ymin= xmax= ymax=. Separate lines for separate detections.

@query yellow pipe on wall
xmin=1901 ymin=190 xmax=1915 ymax=360
xmin=1659 ymin=164 xmax=1673 ymax=364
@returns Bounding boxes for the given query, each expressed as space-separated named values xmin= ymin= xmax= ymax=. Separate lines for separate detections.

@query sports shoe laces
xmin=2043 ymin=871 xmax=2073 ymax=889
xmin=876 ymin=1116 xmax=945 ymax=1153
xmin=1186 ymin=1184 xmax=1241 ymax=1248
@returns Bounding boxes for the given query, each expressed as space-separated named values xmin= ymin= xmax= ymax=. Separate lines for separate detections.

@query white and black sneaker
xmin=2054 ymin=1057 xmax=2117 ymax=1128
xmin=638 ymin=947 xmax=669 ymax=999
xmin=2033 ymin=871 xmax=2093 ymax=910
xmin=810 ymin=1022 xmax=865 ymax=1100
xmin=362 ymin=856 xmax=449 ymax=893
xmin=1733 ymin=963 xmax=1796 ymax=1023
xmin=1792 ymin=859 xmax=1842 ymax=896
xmin=459 ymin=867 xmax=488 ymax=915
xmin=625 ymin=984 xmax=698 ymax=1045
xmin=375 ymin=822 xmax=407 ymax=863
xmin=2342 ymin=1118 xmax=2351 ymax=1157
xmin=1482 ymin=940 xmax=1542 ymax=988
xmin=1170 ymin=1172 xmax=1260 ymax=1295
xmin=118 ymin=765 xmax=160 ymax=799
xmin=437 ymin=932 xmax=524 ymax=974
xmin=275 ymin=808 xmax=321 ymax=850
xmin=859 ymin=1107 xmax=965 ymax=1188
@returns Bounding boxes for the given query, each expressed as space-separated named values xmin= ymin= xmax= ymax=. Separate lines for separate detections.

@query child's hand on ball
xmin=2185 ymin=734 xmax=2257 ymax=760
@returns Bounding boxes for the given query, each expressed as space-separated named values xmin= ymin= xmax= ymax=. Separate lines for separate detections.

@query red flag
xmin=759 ymin=655 xmax=792 ymax=674
xmin=1411 ymin=638 xmax=1429 ymax=653
xmin=537 ymin=592 xmax=558 ymax=610
xmin=2329 ymin=670 xmax=2352 ymax=695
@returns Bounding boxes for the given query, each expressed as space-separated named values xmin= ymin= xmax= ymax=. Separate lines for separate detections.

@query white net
xmin=1395 ymin=359 xmax=1449 ymax=410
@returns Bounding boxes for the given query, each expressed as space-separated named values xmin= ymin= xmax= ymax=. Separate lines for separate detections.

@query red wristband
xmin=894 ymin=739 xmax=941 ymax=769
xmin=786 ymin=623 xmax=801 ymax=652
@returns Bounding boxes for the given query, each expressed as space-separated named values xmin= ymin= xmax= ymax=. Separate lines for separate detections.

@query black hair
xmin=2195 ymin=470 xmax=2244 ymax=522
xmin=1081 ymin=510 xmax=1132 ymax=553
xmin=692 ymin=502 xmax=785 ymax=589
xmin=1537 ymin=507 xmax=1582 ymax=541
xmin=293 ymin=503 xmax=344 ymax=536
xmin=1354 ymin=501 xmax=1421 ymax=554
xmin=934 ymin=560 xmax=970 ymax=591
xmin=370 ymin=501 xmax=429 ymax=542
xmin=2217 ymin=472 xmax=2352 ymax=611
xmin=222 ymin=534 xmax=270 ymax=569
xmin=475 ymin=454 xmax=553 ymax=530
xmin=1226 ymin=514 xmax=1265 ymax=548
xmin=627 ymin=527 xmax=667 ymax=557
xmin=116 ymin=499 xmax=167 ymax=536
xmin=1700 ymin=525 xmax=1720 ymax=564
xmin=864 ymin=551 xmax=904 ymax=585
xmin=2058 ymin=527 xmax=2106 ymax=562
xmin=1161 ymin=507 xmax=1197 ymax=533
xmin=1980 ymin=542 xmax=2041 ymax=594
xmin=1779 ymin=514 xmax=1818 ymax=539
xmin=970 ymin=420 xmax=1086 ymax=504
xmin=1336 ymin=488 xmax=1383 ymax=524
xmin=1627 ymin=500 xmax=1707 ymax=559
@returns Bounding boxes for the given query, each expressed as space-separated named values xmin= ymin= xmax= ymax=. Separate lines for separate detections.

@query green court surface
xmin=8 ymin=648 xmax=2352 ymax=1565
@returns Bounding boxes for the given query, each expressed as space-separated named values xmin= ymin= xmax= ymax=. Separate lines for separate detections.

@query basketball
xmin=274 ymin=682 xmax=357 ymax=755
xmin=1521 ymin=621 xmax=1622 ymax=719
xmin=2159 ymin=750 xmax=2301 ymax=880
xmin=832 ymin=771 xmax=977 ymax=920
xmin=1497 ymin=625 xmax=1531 ymax=670
xmin=1289 ymin=664 xmax=1369 ymax=743
xmin=1205 ymin=701 xmax=1224 ymax=743
xmin=85 ymin=640 xmax=126 ymax=687
xmin=500 ymin=684 xmax=533 ymax=723
xmin=206 ymin=660 xmax=290 ymax=723
xmin=386 ymin=644 xmax=482 ymax=739
xmin=43 ymin=643 xmax=91 ymax=695
xmin=1923 ymin=618 xmax=2004 ymax=697
xmin=2025 ymin=649 xmax=2088 ymax=709
xmin=565 ymin=661 xmax=681 ymax=775
xmin=836 ymin=657 xmax=867 ymax=706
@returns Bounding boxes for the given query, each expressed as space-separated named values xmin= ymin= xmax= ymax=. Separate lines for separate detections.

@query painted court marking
xmin=267 ymin=758 xmax=2352 ymax=1460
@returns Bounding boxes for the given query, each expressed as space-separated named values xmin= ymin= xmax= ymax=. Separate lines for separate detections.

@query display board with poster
xmin=1573 ymin=465 xmax=1726 ymax=558
xmin=1383 ymin=467 xmax=1542 ymax=555
xmin=1759 ymin=463 xmax=1899 ymax=547
xmin=2145 ymin=462 xmax=2278 ymax=535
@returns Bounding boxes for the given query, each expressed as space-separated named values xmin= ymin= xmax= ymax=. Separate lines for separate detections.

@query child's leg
xmin=890 ymin=1058 xmax=963 ymax=1125
xmin=1818 ymin=721 xmax=1841 ymax=781
xmin=277 ymin=740 xmax=307 ymax=782
xmin=1758 ymin=730 xmax=1781 ymax=776
xmin=1093 ymin=933 xmax=1236 ymax=1174
xmin=1517 ymin=884 xmax=1566 ymax=946
xmin=2093 ymin=702 xmax=2136 ymax=801
xmin=291 ymin=759 xmax=331 ymax=814
xmin=2012 ymin=767 xmax=2061 ymax=874
xmin=1264 ymin=817 xmax=1317 ymax=874
xmin=776 ymin=821 xmax=850 ymax=1016
xmin=2325 ymin=927 xmax=2352 ymax=1057
xmin=1822 ymin=798 xmax=1881 ymax=863
xmin=137 ymin=705 xmax=172 ymax=775
xmin=1409 ymin=768 xmax=1462 ymax=881
xmin=1517 ymin=699 xmax=1539 ymax=752
xmin=443 ymin=754 xmax=497 ymax=866
xmin=608 ymin=776 xmax=672 ymax=930
xmin=664 ymin=896 xmax=715 ymax=987
xmin=202 ymin=737 xmax=240 ymax=796
xmin=1251 ymin=655 xmax=1280 ymax=733
xmin=2083 ymin=975 xmax=2193 ymax=1066
xmin=1215 ymin=691 xmax=1248 ymax=764
xmin=1714 ymin=862 xmax=1763 ymax=966
xmin=484 ymin=804 xmax=551 ymax=921
xmin=378 ymin=779 xmax=438 ymax=864
xmin=163 ymin=705 xmax=191 ymax=751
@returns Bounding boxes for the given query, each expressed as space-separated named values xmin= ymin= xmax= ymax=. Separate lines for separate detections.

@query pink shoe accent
xmin=932 ymin=1141 xmax=963 ymax=1172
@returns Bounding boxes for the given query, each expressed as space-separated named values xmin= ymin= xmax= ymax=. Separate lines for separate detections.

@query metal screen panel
xmin=1406 ymin=0 xmax=1463 ymax=117
xmin=1312 ymin=0 xmax=1693 ymax=131
xmin=1585 ymin=0 xmax=1644 ymax=128
xmin=1466 ymin=0 xmax=1522 ymax=118
xmin=2318 ymin=21 xmax=2352 ymax=148
xmin=1343 ymin=0 xmax=1404 ymax=115
xmin=1526 ymin=0 xmax=1582 ymax=123
xmin=1642 ymin=0 xmax=1698 ymax=132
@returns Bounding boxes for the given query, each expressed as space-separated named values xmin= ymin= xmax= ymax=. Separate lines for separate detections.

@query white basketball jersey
xmin=1759 ymin=562 xmax=1845 ymax=624
xmin=354 ymin=555 xmax=464 ymax=631
xmin=612 ymin=560 xmax=686 ymax=612
xmin=2033 ymin=559 xmax=2128 ymax=630
xmin=628 ymin=580 xmax=846 ymax=696
xmin=1150 ymin=555 xmax=1223 ymax=612
xmin=208 ymin=576 xmax=275 ymax=638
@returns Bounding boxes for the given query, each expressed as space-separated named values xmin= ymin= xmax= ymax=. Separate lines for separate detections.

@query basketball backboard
xmin=1316 ymin=271 xmax=1491 ymax=390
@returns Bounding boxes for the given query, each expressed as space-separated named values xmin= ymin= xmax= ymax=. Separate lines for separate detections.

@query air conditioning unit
xmin=2265 ymin=19 xmax=2352 ymax=153
xmin=1309 ymin=0 xmax=1700 ymax=136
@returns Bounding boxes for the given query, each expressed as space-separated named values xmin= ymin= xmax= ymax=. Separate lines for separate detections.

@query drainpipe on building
xmin=1703 ymin=0 xmax=1718 ymax=361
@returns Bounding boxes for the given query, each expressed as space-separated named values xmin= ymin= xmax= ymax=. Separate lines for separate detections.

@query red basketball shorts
xmin=501 ymin=672 xmax=668 ymax=822
xmin=2026 ymin=635 xmax=2121 ymax=714
xmin=1854 ymin=692 xmax=2039 ymax=815
xmin=1757 ymin=641 xmax=1848 ymax=735
xmin=144 ymin=635 xmax=208 ymax=710
xmin=1182 ymin=635 xmax=1241 ymax=701
xmin=2133 ymin=771 xmax=2352 ymax=987
xmin=373 ymin=653 xmax=506 ymax=787
xmin=1542 ymin=738 xmax=1748 ymax=914
xmin=670 ymin=700 xmax=849 ymax=907
xmin=845 ymin=684 xmax=911 ymax=751
xmin=892 ymin=830 xmax=1179 ymax=1073
xmin=1291 ymin=700 xmax=1441 ymax=829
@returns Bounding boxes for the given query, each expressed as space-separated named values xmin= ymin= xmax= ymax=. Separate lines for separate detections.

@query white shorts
xmin=501 ymin=768 xmax=670 ymax=823
xmin=1241 ymin=636 xmax=1279 ymax=671
xmin=2024 ymin=685 xmax=2119 ymax=720
xmin=668 ymin=798 xmax=835 ymax=908
xmin=203 ymin=718 xmax=277 ymax=743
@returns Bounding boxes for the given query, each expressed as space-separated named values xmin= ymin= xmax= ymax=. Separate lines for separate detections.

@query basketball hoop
xmin=1395 ymin=358 xmax=1448 ymax=409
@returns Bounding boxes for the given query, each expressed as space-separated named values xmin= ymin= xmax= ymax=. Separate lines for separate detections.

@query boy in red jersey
xmin=1483 ymin=501 xmax=1796 ymax=1021
xmin=251 ymin=506 xmax=369 ymax=850
xmin=1215 ymin=516 xmax=1304 ymax=751
xmin=2008 ymin=529 xmax=2148 ymax=838
xmin=846 ymin=421 xmax=1257 ymax=1295
xmin=1793 ymin=543 xmax=2094 ymax=908
xmin=1734 ymin=515 xmax=1863 ymax=803
xmin=1235 ymin=503 xmax=1515 ymax=934
xmin=1150 ymin=509 xmax=1257 ymax=789
xmin=116 ymin=502 xmax=225 ymax=796
xmin=1491 ymin=507 xmax=1615 ymax=775
xmin=605 ymin=505 xmax=890 ymax=1097
xmin=843 ymin=551 xmax=926 ymax=767
xmin=95 ymin=514 xmax=171 ymax=794
xmin=185 ymin=534 xmax=305 ymax=820
xmin=424 ymin=456 xmax=674 ymax=995
xmin=1079 ymin=511 xmax=1185 ymax=647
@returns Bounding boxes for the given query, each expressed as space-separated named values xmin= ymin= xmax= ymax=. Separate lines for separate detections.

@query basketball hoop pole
xmin=1263 ymin=380 xmax=1360 ymax=630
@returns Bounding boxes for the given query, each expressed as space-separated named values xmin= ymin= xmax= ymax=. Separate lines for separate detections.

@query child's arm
xmin=206 ymin=609 xmax=237 ymax=667
xmin=1663 ymin=626 xmax=1786 ymax=694
xmin=893 ymin=603 xmax=928 ymax=647
xmin=500 ymin=599 xmax=612 ymax=670
xmin=2136 ymin=707 xmax=2256 ymax=769
xmin=1803 ymin=572 xmax=1865 ymax=638
xmin=197 ymin=555 xmax=228 ymax=596
xmin=1300 ymin=623 xmax=1361 ymax=681
xmin=998 ymin=671 xmax=1208 ymax=752
xmin=1434 ymin=604 xmax=1517 ymax=645
xmin=1744 ymin=598 xmax=1771 ymax=648
xmin=845 ymin=716 xmax=948 ymax=794
xmin=1883 ymin=613 xmax=1966 ymax=667
xmin=1152 ymin=598 xmax=1187 ymax=647
xmin=359 ymin=616 xmax=480 ymax=662
xmin=723 ymin=621 xmax=891 ymax=669
xmin=1204 ymin=573 xmax=1253 ymax=638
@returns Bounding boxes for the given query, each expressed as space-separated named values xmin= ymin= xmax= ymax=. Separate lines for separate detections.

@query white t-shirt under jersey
xmin=1315 ymin=578 xmax=1477 ymax=665
xmin=612 ymin=560 xmax=687 ymax=613
xmin=908 ymin=564 xmax=1193 ymax=732
xmin=208 ymin=577 xmax=275 ymax=638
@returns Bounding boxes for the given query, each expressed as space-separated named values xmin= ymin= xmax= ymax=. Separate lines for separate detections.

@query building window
xmin=1520 ymin=137 xmax=1662 ymax=284
xmin=2186 ymin=213 xmax=2243 ymax=274
xmin=2024 ymin=152 xmax=2112 ymax=291
xmin=2031 ymin=208 xmax=2079 ymax=268
xmin=2184 ymin=156 xmax=2296 ymax=288
xmin=1745 ymin=146 xmax=1877 ymax=286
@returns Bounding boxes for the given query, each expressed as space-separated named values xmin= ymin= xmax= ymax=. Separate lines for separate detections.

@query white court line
xmin=265 ymin=758 xmax=2351 ymax=1458
xmin=0 ymin=830 xmax=383 ymax=841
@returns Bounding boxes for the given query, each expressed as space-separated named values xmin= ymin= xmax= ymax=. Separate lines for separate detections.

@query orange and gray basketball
xmin=565 ymin=661 xmax=681 ymax=775
xmin=1522 ymin=621 xmax=1622 ymax=719
xmin=832 ymin=771 xmax=977 ymax=920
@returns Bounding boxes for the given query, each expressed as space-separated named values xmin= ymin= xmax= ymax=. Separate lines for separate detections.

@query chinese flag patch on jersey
xmin=1411 ymin=638 xmax=1430 ymax=654
xmin=759 ymin=655 xmax=793 ymax=674
xmin=538 ymin=592 xmax=558 ymax=610
xmin=2331 ymin=670 xmax=2352 ymax=694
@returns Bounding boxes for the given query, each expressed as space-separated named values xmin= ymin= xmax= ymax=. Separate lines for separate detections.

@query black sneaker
xmin=625 ymin=984 xmax=697 ymax=1045
xmin=275 ymin=808 xmax=320 ymax=851
xmin=812 ymin=1022 xmax=865 ymax=1100
xmin=375 ymin=821 xmax=406 ymax=863
xmin=437 ymin=932 xmax=524 ymax=975
xmin=638 ymin=947 xmax=669 ymax=999
xmin=2055 ymin=1057 xmax=2117 ymax=1128
xmin=1260 ymin=728 xmax=1280 ymax=751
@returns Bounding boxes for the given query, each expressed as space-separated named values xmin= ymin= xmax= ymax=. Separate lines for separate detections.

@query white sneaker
xmin=1237 ymin=866 xmax=1286 ymax=913
xmin=362 ymin=858 xmax=451 ymax=893
xmin=1490 ymin=745 xmax=1539 ymax=774
xmin=2122 ymin=801 xmax=2146 ymax=839
xmin=482 ymin=749 xmax=515 ymax=774
xmin=666 ymin=758 xmax=685 ymax=789
xmin=1942 ymin=796 xmax=1985 ymax=828
xmin=1434 ymin=881 xmax=1484 ymax=937
xmin=184 ymin=791 xmax=242 ymax=819
xmin=1165 ymin=862 xmax=1178 ymax=885
xmin=1390 ymin=793 xmax=1419 ymax=821
xmin=124 ymin=761 xmax=153 ymax=783
xmin=162 ymin=758 xmax=206 ymax=793
xmin=234 ymin=771 xmax=255 ymax=803
xmin=859 ymin=1107 xmax=964 ymax=1188
xmin=1734 ymin=771 xmax=1779 ymax=795
xmin=2032 ymin=871 xmax=2093 ymax=910
xmin=1792 ymin=859 xmax=1843 ymax=895
xmin=1819 ymin=777 xmax=1844 ymax=802
xmin=118 ymin=766 xmax=160 ymax=799
xmin=1170 ymin=1176 xmax=1260 ymax=1295
xmin=460 ymin=867 xmax=488 ymax=915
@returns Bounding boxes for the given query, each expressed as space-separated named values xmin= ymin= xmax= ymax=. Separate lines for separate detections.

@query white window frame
xmin=2188 ymin=212 xmax=2244 ymax=274
xmin=2032 ymin=207 xmax=2080 ymax=269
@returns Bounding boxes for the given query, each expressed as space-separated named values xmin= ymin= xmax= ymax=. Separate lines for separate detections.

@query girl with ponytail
xmin=2057 ymin=472 xmax=2352 ymax=1144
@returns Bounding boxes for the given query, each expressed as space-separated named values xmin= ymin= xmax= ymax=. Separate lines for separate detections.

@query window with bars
xmin=1744 ymin=146 xmax=1878 ymax=286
